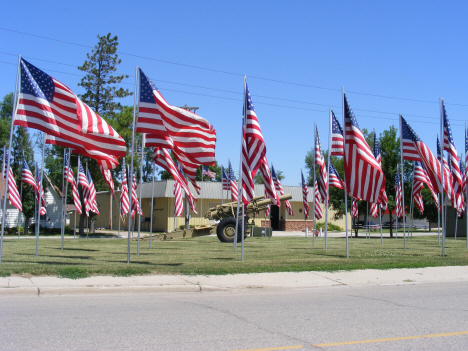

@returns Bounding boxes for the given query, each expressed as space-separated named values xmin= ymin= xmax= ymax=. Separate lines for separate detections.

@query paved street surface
xmin=1 ymin=281 xmax=467 ymax=350
xmin=1 ymin=266 xmax=468 ymax=350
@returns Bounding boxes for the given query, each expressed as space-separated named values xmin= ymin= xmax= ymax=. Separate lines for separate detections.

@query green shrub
xmin=316 ymin=222 xmax=342 ymax=231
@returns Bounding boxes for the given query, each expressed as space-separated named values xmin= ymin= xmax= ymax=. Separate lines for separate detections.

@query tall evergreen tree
xmin=78 ymin=33 xmax=132 ymax=118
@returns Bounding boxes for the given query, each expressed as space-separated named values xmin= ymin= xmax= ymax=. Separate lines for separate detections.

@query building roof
xmin=101 ymin=180 xmax=314 ymax=202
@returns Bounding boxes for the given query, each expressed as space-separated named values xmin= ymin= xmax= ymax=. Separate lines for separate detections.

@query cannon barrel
xmin=204 ymin=194 xmax=293 ymax=220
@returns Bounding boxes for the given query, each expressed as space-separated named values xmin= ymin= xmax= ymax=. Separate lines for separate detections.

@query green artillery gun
xmin=155 ymin=194 xmax=292 ymax=242
xmin=205 ymin=193 xmax=293 ymax=242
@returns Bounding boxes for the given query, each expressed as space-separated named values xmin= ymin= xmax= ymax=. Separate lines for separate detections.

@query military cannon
xmin=206 ymin=194 xmax=293 ymax=243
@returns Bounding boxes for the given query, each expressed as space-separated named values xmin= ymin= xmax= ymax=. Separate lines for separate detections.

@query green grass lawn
xmin=0 ymin=235 xmax=467 ymax=278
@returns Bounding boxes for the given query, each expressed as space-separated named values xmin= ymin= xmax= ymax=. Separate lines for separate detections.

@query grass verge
xmin=0 ymin=235 xmax=467 ymax=277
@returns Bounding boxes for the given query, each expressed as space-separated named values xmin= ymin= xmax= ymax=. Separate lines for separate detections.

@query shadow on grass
xmin=40 ymin=255 xmax=92 ymax=260
xmin=54 ymin=248 xmax=100 ymax=252
xmin=37 ymin=261 xmax=84 ymax=265
xmin=206 ymin=257 xmax=235 ymax=260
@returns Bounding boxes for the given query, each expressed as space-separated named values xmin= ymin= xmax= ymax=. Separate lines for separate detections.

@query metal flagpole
xmin=234 ymin=77 xmax=247 ymax=253
xmin=200 ymin=174 xmax=203 ymax=226
xmin=439 ymin=103 xmax=446 ymax=257
xmin=36 ymin=133 xmax=47 ymax=257
xmin=466 ymin=123 xmax=468 ymax=249
xmin=0 ymin=55 xmax=21 ymax=263
xmin=127 ymin=66 xmax=139 ymax=264
xmin=409 ymin=162 xmax=415 ymax=241
xmin=137 ymin=134 xmax=145 ymax=256
xmin=75 ymin=157 xmax=79 ymax=240
xmin=61 ymin=149 xmax=71 ymax=249
xmin=366 ymin=202 xmax=369 ymax=239
xmin=18 ymin=180 xmax=22 ymax=239
xmin=149 ymin=161 xmax=155 ymax=249
xmin=399 ymin=115 xmax=407 ymax=249
xmin=455 ymin=211 xmax=458 ymax=240
xmin=60 ymin=148 xmax=66 ymax=248
xmin=312 ymin=123 xmax=317 ymax=241
xmin=86 ymin=161 xmax=90 ymax=239
xmin=438 ymin=193 xmax=440 ymax=244
xmin=240 ymin=76 xmax=249 ymax=261
xmin=324 ymin=110 xmax=332 ymax=250
xmin=342 ymin=87 xmax=349 ymax=258
xmin=379 ymin=207 xmax=383 ymax=245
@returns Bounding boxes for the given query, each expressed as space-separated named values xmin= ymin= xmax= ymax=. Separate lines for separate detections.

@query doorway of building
xmin=271 ymin=205 xmax=280 ymax=230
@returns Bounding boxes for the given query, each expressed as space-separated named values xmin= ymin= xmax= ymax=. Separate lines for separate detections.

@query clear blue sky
xmin=1 ymin=0 xmax=468 ymax=185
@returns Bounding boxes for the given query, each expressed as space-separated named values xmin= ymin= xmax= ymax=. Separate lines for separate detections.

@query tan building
xmin=89 ymin=180 xmax=350 ymax=232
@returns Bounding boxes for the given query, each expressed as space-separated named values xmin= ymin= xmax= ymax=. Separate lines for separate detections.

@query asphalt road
xmin=1 ymin=281 xmax=468 ymax=351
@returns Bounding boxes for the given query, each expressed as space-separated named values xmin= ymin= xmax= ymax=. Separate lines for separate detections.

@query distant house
xmin=89 ymin=180 xmax=350 ymax=232
xmin=0 ymin=172 xmax=65 ymax=229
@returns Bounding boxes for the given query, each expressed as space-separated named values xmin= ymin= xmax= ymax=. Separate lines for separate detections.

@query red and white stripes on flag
xmin=15 ymin=59 xmax=126 ymax=160
xmin=100 ymin=166 xmax=114 ymax=199
xmin=136 ymin=68 xmax=216 ymax=166
xmin=301 ymin=171 xmax=309 ymax=219
xmin=258 ymin=156 xmax=280 ymax=206
xmin=241 ymin=81 xmax=266 ymax=206
xmin=314 ymin=179 xmax=323 ymax=220
xmin=21 ymin=157 xmax=36 ymax=190
xmin=442 ymin=100 xmax=464 ymax=213
xmin=130 ymin=172 xmax=143 ymax=219
xmin=174 ymin=179 xmax=183 ymax=217
xmin=64 ymin=155 xmax=81 ymax=215
xmin=328 ymin=162 xmax=345 ymax=190
xmin=315 ymin=126 xmax=328 ymax=203
xmin=272 ymin=165 xmax=293 ymax=216
xmin=264 ymin=189 xmax=271 ymax=218
xmin=7 ymin=168 xmax=22 ymax=211
xmin=331 ymin=110 xmax=344 ymax=157
xmin=152 ymin=148 xmax=198 ymax=213
xmin=221 ymin=165 xmax=229 ymax=191
xmin=35 ymin=163 xmax=46 ymax=216
xmin=343 ymin=92 xmax=386 ymax=204
xmin=412 ymin=161 xmax=439 ymax=213
xmin=78 ymin=161 xmax=90 ymax=216
xmin=120 ymin=161 xmax=129 ymax=217
xmin=400 ymin=116 xmax=452 ymax=201
xmin=86 ymin=169 xmax=99 ymax=215
xmin=228 ymin=161 xmax=238 ymax=202
xmin=395 ymin=171 xmax=403 ymax=219
xmin=413 ymin=190 xmax=424 ymax=213
xmin=352 ymin=198 xmax=359 ymax=218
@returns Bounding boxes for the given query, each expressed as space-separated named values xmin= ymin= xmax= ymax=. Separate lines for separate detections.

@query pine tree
xmin=78 ymin=33 xmax=132 ymax=118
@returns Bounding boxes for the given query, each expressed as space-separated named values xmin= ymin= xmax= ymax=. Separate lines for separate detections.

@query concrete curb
xmin=1 ymin=266 xmax=468 ymax=296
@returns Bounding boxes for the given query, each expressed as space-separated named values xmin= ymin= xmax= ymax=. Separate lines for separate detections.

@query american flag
xmin=174 ymin=178 xmax=183 ymax=217
xmin=395 ymin=171 xmax=403 ymax=218
xmin=35 ymin=163 xmax=46 ymax=216
xmin=258 ymin=156 xmax=280 ymax=206
xmin=301 ymin=171 xmax=309 ymax=219
xmin=130 ymin=172 xmax=143 ymax=219
xmin=370 ymin=132 xmax=388 ymax=216
xmin=228 ymin=160 xmax=238 ymax=202
xmin=136 ymin=68 xmax=216 ymax=166
xmin=100 ymin=166 xmax=115 ymax=199
xmin=120 ymin=160 xmax=129 ymax=217
xmin=86 ymin=169 xmax=99 ymax=215
xmin=272 ymin=164 xmax=293 ymax=216
xmin=328 ymin=162 xmax=344 ymax=190
xmin=442 ymin=100 xmax=464 ymax=212
xmin=437 ymin=135 xmax=454 ymax=203
xmin=352 ymin=197 xmax=359 ymax=218
xmin=330 ymin=110 xmax=344 ymax=157
xmin=264 ymin=189 xmax=271 ymax=218
xmin=172 ymin=153 xmax=201 ymax=194
xmin=78 ymin=160 xmax=90 ymax=216
xmin=152 ymin=148 xmax=194 ymax=201
xmin=343 ymin=92 xmax=386 ymax=204
xmin=21 ymin=157 xmax=36 ymax=190
xmin=221 ymin=165 xmax=229 ymax=191
xmin=202 ymin=166 xmax=216 ymax=179
xmin=176 ymin=161 xmax=198 ymax=215
xmin=64 ymin=154 xmax=81 ymax=215
xmin=400 ymin=116 xmax=452 ymax=200
xmin=15 ymin=59 xmax=126 ymax=159
xmin=412 ymin=161 xmax=439 ymax=211
xmin=315 ymin=126 xmax=328 ymax=203
xmin=314 ymin=179 xmax=323 ymax=220
xmin=7 ymin=167 xmax=22 ymax=212
xmin=413 ymin=191 xmax=424 ymax=213
xmin=241 ymin=81 xmax=266 ymax=205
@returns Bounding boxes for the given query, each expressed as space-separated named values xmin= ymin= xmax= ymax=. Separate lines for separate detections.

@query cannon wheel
xmin=216 ymin=217 xmax=247 ymax=243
